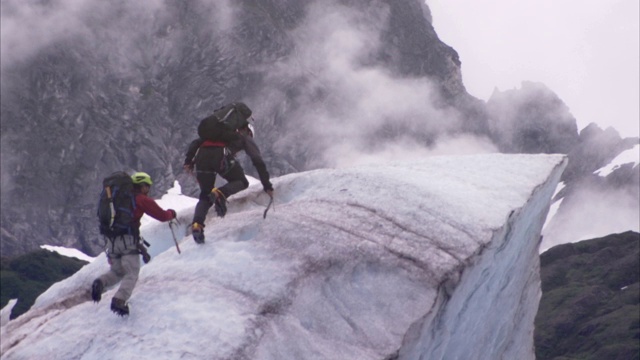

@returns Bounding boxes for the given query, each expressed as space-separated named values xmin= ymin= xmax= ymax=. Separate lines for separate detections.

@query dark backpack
xmin=197 ymin=102 xmax=253 ymax=142
xmin=97 ymin=171 xmax=136 ymax=238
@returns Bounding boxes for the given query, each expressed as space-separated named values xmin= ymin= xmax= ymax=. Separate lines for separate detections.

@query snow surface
xmin=594 ymin=144 xmax=640 ymax=177
xmin=0 ymin=300 xmax=17 ymax=328
xmin=0 ymin=154 xmax=566 ymax=360
xmin=541 ymin=144 xmax=639 ymax=250
xmin=541 ymin=181 xmax=565 ymax=233
xmin=40 ymin=245 xmax=96 ymax=263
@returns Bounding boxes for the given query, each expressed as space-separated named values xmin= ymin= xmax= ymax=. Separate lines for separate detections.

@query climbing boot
xmin=192 ymin=222 xmax=205 ymax=244
xmin=210 ymin=188 xmax=227 ymax=217
xmin=91 ymin=279 xmax=104 ymax=303
xmin=110 ymin=298 xmax=129 ymax=316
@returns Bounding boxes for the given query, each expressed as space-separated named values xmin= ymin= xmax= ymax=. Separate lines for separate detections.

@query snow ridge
xmin=1 ymin=154 xmax=566 ymax=360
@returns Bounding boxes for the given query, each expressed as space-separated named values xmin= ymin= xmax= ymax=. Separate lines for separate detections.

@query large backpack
xmin=97 ymin=171 xmax=136 ymax=238
xmin=197 ymin=102 xmax=253 ymax=142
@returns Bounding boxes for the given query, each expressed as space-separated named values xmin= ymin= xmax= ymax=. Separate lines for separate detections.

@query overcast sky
xmin=427 ymin=0 xmax=639 ymax=138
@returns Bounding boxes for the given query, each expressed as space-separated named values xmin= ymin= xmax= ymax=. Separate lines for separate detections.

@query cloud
xmin=1 ymin=0 xmax=89 ymax=70
xmin=255 ymin=0 xmax=475 ymax=169
xmin=331 ymin=134 xmax=498 ymax=168
xmin=0 ymin=0 xmax=169 ymax=73
xmin=1 ymin=0 xmax=495 ymax=173
xmin=541 ymin=181 xmax=640 ymax=250
xmin=427 ymin=0 xmax=639 ymax=138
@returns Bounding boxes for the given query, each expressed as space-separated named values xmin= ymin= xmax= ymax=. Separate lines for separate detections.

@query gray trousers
xmin=98 ymin=235 xmax=140 ymax=302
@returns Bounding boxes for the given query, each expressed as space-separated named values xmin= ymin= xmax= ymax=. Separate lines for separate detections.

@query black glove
xmin=168 ymin=209 xmax=177 ymax=219
xmin=138 ymin=244 xmax=151 ymax=264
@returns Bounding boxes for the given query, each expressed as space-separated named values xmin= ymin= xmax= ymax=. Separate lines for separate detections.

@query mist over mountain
xmin=1 ymin=0 xmax=637 ymax=257
xmin=485 ymin=83 xmax=639 ymax=249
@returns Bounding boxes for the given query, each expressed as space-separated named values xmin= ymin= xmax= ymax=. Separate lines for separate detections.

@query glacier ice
xmin=0 ymin=154 xmax=566 ymax=360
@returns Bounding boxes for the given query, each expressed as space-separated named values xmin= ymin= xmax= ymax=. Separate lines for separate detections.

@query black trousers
xmin=192 ymin=147 xmax=249 ymax=226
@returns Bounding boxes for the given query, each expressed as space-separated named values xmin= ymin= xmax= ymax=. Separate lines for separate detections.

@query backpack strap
xmin=105 ymin=186 xmax=116 ymax=228
xmin=218 ymin=105 xmax=235 ymax=122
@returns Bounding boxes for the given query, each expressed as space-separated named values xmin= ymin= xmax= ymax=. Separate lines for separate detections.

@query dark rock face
xmin=563 ymin=124 xmax=639 ymax=183
xmin=535 ymin=231 xmax=640 ymax=360
xmin=486 ymin=81 xmax=580 ymax=154
xmin=0 ymin=0 xmax=479 ymax=257
xmin=1 ymin=0 xmax=637 ymax=258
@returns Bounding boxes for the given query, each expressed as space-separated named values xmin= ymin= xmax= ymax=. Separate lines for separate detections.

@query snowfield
xmin=1 ymin=154 xmax=566 ymax=360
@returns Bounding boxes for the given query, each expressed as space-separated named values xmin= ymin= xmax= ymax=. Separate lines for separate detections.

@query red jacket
xmin=133 ymin=193 xmax=174 ymax=228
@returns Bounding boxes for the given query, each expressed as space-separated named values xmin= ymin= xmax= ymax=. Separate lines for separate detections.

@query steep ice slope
xmin=0 ymin=154 xmax=566 ymax=360
xmin=398 ymin=158 xmax=565 ymax=359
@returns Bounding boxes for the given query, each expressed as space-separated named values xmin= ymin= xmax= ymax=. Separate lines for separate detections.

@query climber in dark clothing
xmin=184 ymin=123 xmax=274 ymax=244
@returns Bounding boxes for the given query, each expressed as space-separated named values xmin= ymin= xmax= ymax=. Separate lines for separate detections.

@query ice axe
xmin=168 ymin=219 xmax=181 ymax=254
xmin=263 ymin=193 xmax=274 ymax=219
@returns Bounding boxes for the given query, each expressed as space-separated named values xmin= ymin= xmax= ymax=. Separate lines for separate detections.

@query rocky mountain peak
xmin=1 ymin=0 xmax=637 ymax=257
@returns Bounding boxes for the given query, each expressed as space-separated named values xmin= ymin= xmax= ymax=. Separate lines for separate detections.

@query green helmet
xmin=131 ymin=172 xmax=153 ymax=186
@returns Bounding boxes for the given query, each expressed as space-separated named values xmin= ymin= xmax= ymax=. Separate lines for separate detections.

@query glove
xmin=138 ymin=244 xmax=151 ymax=264
xmin=183 ymin=163 xmax=194 ymax=174
xmin=168 ymin=209 xmax=177 ymax=219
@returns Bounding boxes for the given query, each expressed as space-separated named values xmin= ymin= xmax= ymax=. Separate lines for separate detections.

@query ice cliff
xmin=0 ymin=154 xmax=566 ymax=360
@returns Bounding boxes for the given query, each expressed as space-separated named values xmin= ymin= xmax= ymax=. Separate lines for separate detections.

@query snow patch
xmin=0 ymin=300 xmax=17 ymax=328
xmin=595 ymin=144 xmax=640 ymax=176
xmin=40 ymin=245 xmax=95 ymax=263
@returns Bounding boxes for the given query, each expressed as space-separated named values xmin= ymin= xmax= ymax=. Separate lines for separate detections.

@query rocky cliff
xmin=0 ymin=0 xmax=636 ymax=257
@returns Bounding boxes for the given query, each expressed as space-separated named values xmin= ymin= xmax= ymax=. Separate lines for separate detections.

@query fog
xmin=1 ymin=0 xmax=166 ymax=72
xmin=1 ymin=0 xmax=493 ymax=168
xmin=251 ymin=1 xmax=497 ymax=168
xmin=428 ymin=0 xmax=640 ymax=138
xmin=542 ymin=183 xmax=640 ymax=250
